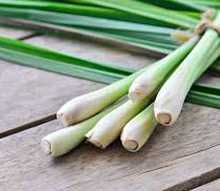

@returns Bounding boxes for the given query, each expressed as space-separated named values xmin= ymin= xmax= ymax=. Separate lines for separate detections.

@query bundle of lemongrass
xmin=41 ymin=11 xmax=220 ymax=157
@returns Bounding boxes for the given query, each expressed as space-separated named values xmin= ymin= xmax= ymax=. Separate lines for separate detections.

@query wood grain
xmin=0 ymin=103 xmax=219 ymax=191
xmin=192 ymin=179 xmax=220 ymax=191
xmin=0 ymin=61 xmax=102 ymax=133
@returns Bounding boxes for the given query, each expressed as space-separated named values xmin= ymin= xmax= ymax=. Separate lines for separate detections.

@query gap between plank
xmin=18 ymin=32 xmax=42 ymax=41
xmin=165 ymin=167 xmax=220 ymax=191
xmin=117 ymin=144 xmax=220 ymax=191
xmin=0 ymin=113 xmax=56 ymax=139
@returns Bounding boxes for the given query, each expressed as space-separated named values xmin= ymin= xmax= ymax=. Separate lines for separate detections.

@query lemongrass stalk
xmin=129 ymin=36 xmax=199 ymax=101
xmin=86 ymin=96 xmax=152 ymax=149
xmin=121 ymin=103 xmax=157 ymax=152
xmin=56 ymin=71 xmax=143 ymax=126
xmin=41 ymin=103 xmax=120 ymax=157
xmin=154 ymin=12 xmax=220 ymax=126
xmin=57 ymin=38 xmax=198 ymax=126
xmin=155 ymin=44 xmax=220 ymax=126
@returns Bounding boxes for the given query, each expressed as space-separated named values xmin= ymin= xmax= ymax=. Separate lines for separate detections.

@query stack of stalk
xmin=0 ymin=0 xmax=219 ymax=156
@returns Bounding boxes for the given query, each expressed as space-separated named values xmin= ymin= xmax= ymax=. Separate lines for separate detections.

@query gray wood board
xmin=0 ymin=103 xmax=219 ymax=191
xmin=192 ymin=179 xmax=220 ymax=191
xmin=0 ymin=61 xmax=102 ymax=132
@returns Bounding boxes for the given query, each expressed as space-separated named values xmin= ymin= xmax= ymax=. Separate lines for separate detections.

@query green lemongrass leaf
xmin=0 ymin=0 xmax=122 ymax=16
xmin=187 ymin=90 xmax=220 ymax=109
xmin=0 ymin=6 xmax=179 ymax=34
xmin=0 ymin=0 xmax=163 ymax=24
xmin=67 ymin=0 xmax=198 ymax=28
xmin=142 ymin=0 xmax=205 ymax=11
xmin=159 ymin=0 xmax=206 ymax=11
xmin=0 ymin=17 xmax=175 ymax=55
xmin=2 ymin=9 xmax=219 ymax=73
xmin=184 ymin=0 xmax=220 ymax=9
xmin=179 ymin=11 xmax=201 ymax=19
xmin=3 ymin=7 xmax=219 ymax=73
xmin=191 ymin=84 xmax=220 ymax=95
xmin=2 ymin=2 xmax=220 ymax=73
xmin=0 ymin=36 xmax=132 ymax=83
xmin=95 ymin=31 xmax=177 ymax=53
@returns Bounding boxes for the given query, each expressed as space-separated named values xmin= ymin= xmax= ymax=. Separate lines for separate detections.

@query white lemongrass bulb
xmin=41 ymin=125 xmax=88 ymax=157
xmin=57 ymin=71 xmax=143 ymax=126
xmin=87 ymin=97 xmax=151 ymax=149
xmin=155 ymin=26 xmax=220 ymax=126
xmin=121 ymin=103 xmax=157 ymax=152
xmin=129 ymin=37 xmax=199 ymax=101
xmin=41 ymin=105 xmax=116 ymax=157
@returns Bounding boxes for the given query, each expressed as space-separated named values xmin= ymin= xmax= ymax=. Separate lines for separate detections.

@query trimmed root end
xmin=88 ymin=139 xmax=105 ymax=149
xmin=122 ymin=139 xmax=139 ymax=152
xmin=56 ymin=112 xmax=72 ymax=126
xmin=156 ymin=113 xmax=172 ymax=126
xmin=41 ymin=139 xmax=52 ymax=155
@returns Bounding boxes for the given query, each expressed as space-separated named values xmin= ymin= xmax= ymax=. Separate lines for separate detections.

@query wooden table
xmin=0 ymin=26 xmax=220 ymax=191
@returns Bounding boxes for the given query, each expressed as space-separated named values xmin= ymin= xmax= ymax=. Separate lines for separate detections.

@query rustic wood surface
xmin=192 ymin=179 xmax=220 ymax=191
xmin=0 ymin=28 xmax=220 ymax=191
xmin=0 ymin=61 xmax=102 ymax=133
xmin=0 ymin=104 xmax=219 ymax=191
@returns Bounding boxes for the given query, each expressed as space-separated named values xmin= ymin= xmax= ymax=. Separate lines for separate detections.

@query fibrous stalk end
xmin=156 ymin=112 xmax=172 ymax=126
xmin=122 ymin=139 xmax=139 ymax=152
xmin=41 ymin=139 xmax=52 ymax=155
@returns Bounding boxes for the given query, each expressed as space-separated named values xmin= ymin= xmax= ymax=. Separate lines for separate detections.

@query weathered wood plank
xmin=76 ymin=146 xmax=220 ymax=191
xmin=192 ymin=179 xmax=220 ymax=191
xmin=0 ymin=103 xmax=219 ymax=191
xmin=0 ymin=61 xmax=102 ymax=133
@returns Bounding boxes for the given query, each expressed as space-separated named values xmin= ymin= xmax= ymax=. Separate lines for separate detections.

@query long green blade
xmin=67 ymin=0 xmax=198 ymax=28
